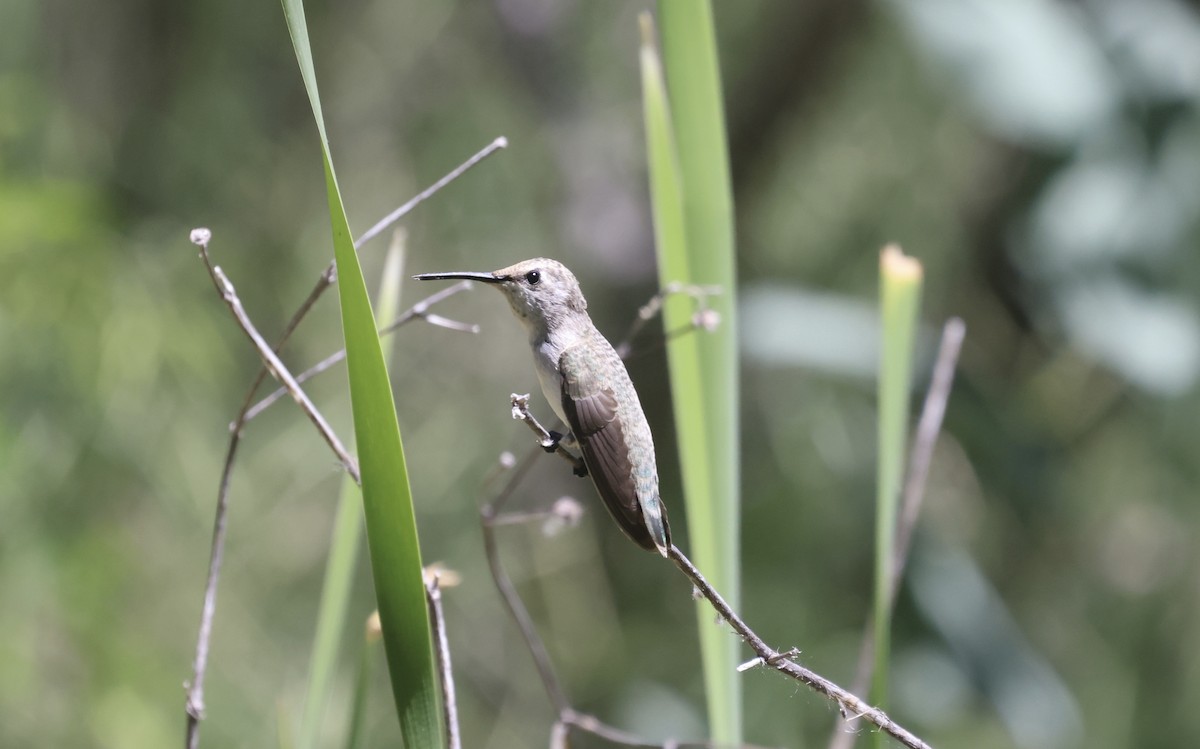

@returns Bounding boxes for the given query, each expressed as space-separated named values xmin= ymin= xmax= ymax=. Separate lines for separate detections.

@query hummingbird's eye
xmin=524 ymin=270 xmax=541 ymax=286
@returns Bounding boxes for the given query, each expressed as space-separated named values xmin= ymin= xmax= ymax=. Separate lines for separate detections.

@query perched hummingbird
xmin=415 ymin=258 xmax=671 ymax=557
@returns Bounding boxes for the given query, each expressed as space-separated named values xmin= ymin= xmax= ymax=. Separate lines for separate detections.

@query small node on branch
xmin=737 ymin=657 xmax=763 ymax=673
xmin=694 ymin=308 xmax=720 ymax=332
xmin=616 ymin=281 xmax=724 ymax=358
xmin=542 ymin=497 xmax=584 ymax=537
xmin=511 ymin=393 xmax=532 ymax=420
xmin=189 ymin=227 xmax=212 ymax=247
xmin=423 ymin=562 xmax=462 ymax=588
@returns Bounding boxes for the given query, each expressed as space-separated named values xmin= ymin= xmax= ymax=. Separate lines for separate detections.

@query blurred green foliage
xmin=3 ymin=1 xmax=1200 ymax=748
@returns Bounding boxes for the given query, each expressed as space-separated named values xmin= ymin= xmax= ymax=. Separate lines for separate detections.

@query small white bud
xmin=189 ymin=227 xmax=212 ymax=246
xmin=695 ymin=309 xmax=720 ymax=332
xmin=542 ymin=496 xmax=584 ymax=537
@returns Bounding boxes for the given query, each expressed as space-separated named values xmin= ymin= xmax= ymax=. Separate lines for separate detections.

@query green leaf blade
xmin=280 ymin=2 xmax=441 ymax=746
xmin=298 ymin=236 xmax=406 ymax=749
xmin=873 ymin=245 xmax=924 ymax=733
xmin=640 ymin=11 xmax=741 ymax=744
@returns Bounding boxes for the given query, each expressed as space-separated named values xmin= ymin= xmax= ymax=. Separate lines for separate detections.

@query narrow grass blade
xmin=345 ymin=616 xmax=383 ymax=749
xmin=298 ymin=481 xmax=361 ymax=749
xmin=644 ymin=7 xmax=742 ymax=742
xmin=873 ymin=245 xmax=923 ymax=736
xmin=279 ymin=2 xmax=441 ymax=746
xmin=298 ymin=236 xmax=407 ymax=749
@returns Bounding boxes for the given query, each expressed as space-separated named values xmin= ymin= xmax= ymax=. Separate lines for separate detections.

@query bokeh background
xmin=4 ymin=0 xmax=1200 ymax=747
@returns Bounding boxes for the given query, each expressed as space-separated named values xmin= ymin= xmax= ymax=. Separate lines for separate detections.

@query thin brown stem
xmin=425 ymin=573 xmax=461 ymax=749
xmin=355 ymin=136 xmax=507 ymax=249
xmin=185 ymin=237 xmax=336 ymax=749
xmin=509 ymin=394 xmax=584 ymax=473
xmin=480 ymin=449 xmax=570 ymax=712
xmin=615 ymin=282 xmax=721 ymax=359
xmin=243 ymin=281 xmax=478 ymax=422
xmin=895 ymin=319 xmax=965 ymax=576
xmin=667 ymin=546 xmax=932 ymax=749
xmin=482 ymin=292 xmax=795 ymax=749
xmin=828 ymin=318 xmax=964 ymax=749
xmin=195 ymin=233 xmax=359 ymax=479
xmin=480 ymin=452 xmax=774 ymax=749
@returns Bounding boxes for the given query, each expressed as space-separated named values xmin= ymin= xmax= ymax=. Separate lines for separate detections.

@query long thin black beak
xmin=413 ymin=271 xmax=503 ymax=284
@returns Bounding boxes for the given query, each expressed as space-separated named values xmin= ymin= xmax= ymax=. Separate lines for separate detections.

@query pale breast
xmin=533 ymin=336 xmax=569 ymax=424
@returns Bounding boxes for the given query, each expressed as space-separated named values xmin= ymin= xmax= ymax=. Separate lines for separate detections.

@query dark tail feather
xmin=643 ymin=498 xmax=671 ymax=558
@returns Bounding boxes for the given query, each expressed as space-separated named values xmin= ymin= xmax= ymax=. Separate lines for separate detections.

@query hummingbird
xmin=415 ymin=258 xmax=671 ymax=557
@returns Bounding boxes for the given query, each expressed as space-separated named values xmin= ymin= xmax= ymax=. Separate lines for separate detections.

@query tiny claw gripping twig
xmin=510 ymin=394 xmax=585 ymax=472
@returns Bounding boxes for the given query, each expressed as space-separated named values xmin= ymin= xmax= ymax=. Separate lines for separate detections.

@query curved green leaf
xmin=279 ymin=2 xmax=441 ymax=746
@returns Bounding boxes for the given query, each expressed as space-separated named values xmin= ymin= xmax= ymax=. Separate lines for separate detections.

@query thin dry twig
xmin=193 ymin=230 xmax=360 ymax=479
xmin=479 ymin=452 xmax=776 ymax=749
xmin=474 ymin=286 xmax=783 ymax=749
xmin=828 ymin=318 xmax=965 ymax=749
xmin=425 ymin=572 xmax=461 ymax=749
xmin=185 ymin=136 xmax=506 ymax=749
xmin=184 ymin=244 xmax=334 ymax=749
xmin=667 ymin=546 xmax=932 ymax=749
xmin=895 ymin=319 xmax=966 ymax=574
xmin=479 ymin=290 xmax=933 ymax=748
xmin=355 ymin=136 xmax=507 ymax=248
xmin=509 ymin=393 xmax=585 ymax=473
xmin=480 ymin=449 xmax=570 ymax=712
xmin=615 ymin=282 xmax=721 ymax=359
xmin=242 ymin=280 xmax=478 ymax=422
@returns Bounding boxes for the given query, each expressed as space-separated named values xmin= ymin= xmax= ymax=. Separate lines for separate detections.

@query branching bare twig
xmin=615 ymin=282 xmax=722 ymax=359
xmin=471 ymin=286 xmax=771 ymax=749
xmin=477 ymin=290 xmax=935 ymax=748
xmin=827 ymin=318 xmax=965 ymax=749
xmin=479 ymin=452 xmax=776 ymax=749
xmin=185 ymin=136 xmax=506 ymax=749
xmin=509 ymin=393 xmax=585 ymax=474
xmin=184 ymin=244 xmax=335 ymax=749
xmin=242 ymin=280 xmax=479 ymax=422
xmin=480 ymin=449 xmax=570 ymax=711
xmin=477 ymin=291 xmax=799 ymax=748
xmin=193 ymin=229 xmax=360 ymax=479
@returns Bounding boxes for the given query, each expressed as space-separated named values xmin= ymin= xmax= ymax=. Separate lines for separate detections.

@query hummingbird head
xmin=415 ymin=257 xmax=588 ymax=339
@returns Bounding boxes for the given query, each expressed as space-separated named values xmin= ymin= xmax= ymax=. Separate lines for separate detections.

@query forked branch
xmin=185 ymin=136 xmax=506 ymax=749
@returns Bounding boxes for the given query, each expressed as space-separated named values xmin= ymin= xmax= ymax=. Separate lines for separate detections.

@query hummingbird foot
xmin=543 ymin=430 xmax=565 ymax=453
xmin=571 ymin=457 xmax=589 ymax=478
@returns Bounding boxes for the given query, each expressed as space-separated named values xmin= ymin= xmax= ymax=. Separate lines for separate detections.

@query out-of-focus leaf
xmin=873 ymin=246 xmax=922 ymax=729
xmin=886 ymin=0 xmax=1118 ymax=146
xmin=642 ymin=7 xmax=742 ymax=742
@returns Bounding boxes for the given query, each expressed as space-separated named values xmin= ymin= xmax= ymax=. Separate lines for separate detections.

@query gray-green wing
xmin=559 ymin=346 xmax=657 ymax=552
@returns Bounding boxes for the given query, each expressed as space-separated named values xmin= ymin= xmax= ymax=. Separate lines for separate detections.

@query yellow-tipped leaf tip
xmin=881 ymin=243 xmax=923 ymax=283
xmin=365 ymin=611 xmax=382 ymax=643
xmin=639 ymin=12 xmax=656 ymax=49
